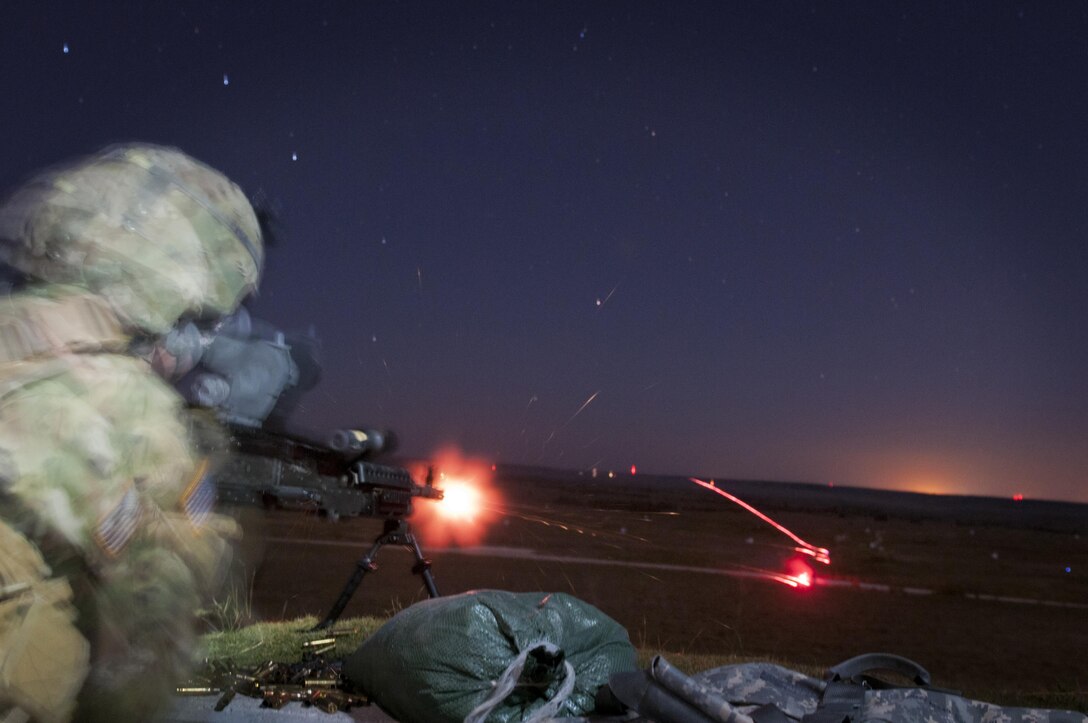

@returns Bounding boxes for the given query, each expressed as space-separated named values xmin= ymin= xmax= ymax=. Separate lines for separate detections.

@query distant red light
xmin=630 ymin=464 xmax=637 ymax=475
xmin=1013 ymin=493 xmax=1024 ymax=502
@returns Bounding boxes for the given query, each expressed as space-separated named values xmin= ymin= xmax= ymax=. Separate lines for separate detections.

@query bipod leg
xmin=314 ymin=535 xmax=386 ymax=630
xmin=404 ymin=527 xmax=439 ymax=598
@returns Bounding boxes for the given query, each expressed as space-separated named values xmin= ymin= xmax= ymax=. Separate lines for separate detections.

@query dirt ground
xmin=241 ymin=472 xmax=1088 ymax=708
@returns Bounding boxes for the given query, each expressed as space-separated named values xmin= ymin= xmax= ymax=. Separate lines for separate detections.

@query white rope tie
xmin=464 ymin=642 xmax=576 ymax=723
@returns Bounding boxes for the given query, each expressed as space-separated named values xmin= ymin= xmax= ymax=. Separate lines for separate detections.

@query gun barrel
xmin=415 ymin=485 xmax=444 ymax=501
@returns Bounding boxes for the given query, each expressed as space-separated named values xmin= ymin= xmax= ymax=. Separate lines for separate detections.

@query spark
xmin=291 ymin=151 xmax=298 ymax=161
xmin=777 ymin=559 xmax=815 ymax=588
xmin=223 ymin=73 xmax=230 ymax=86
xmin=770 ymin=574 xmax=806 ymax=589
xmin=715 ymin=559 xmax=816 ymax=589
xmin=595 ymin=284 xmax=619 ymax=309
xmin=566 ymin=390 xmax=600 ymax=424
xmin=416 ymin=267 xmax=423 ymax=292
xmin=63 ymin=42 xmax=69 ymax=54
xmin=690 ymin=478 xmax=831 ymax=564
xmin=491 ymin=503 xmax=652 ymax=544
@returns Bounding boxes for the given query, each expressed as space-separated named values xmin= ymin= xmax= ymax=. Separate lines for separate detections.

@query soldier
xmin=0 ymin=144 xmax=263 ymax=721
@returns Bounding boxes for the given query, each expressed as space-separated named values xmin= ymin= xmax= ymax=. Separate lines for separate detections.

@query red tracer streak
xmin=690 ymin=478 xmax=831 ymax=565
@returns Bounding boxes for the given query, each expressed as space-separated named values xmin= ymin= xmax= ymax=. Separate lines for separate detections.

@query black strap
xmin=825 ymin=653 xmax=931 ymax=687
xmin=801 ymin=653 xmax=938 ymax=722
xmin=801 ymin=680 xmax=867 ymax=722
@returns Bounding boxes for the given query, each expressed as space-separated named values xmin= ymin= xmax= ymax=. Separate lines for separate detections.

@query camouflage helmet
xmin=0 ymin=143 xmax=263 ymax=334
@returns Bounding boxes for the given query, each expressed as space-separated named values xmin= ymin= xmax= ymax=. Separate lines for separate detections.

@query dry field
xmin=242 ymin=470 xmax=1087 ymax=710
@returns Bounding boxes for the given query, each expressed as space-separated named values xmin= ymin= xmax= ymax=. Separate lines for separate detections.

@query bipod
xmin=313 ymin=518 xmax=438 ymax=630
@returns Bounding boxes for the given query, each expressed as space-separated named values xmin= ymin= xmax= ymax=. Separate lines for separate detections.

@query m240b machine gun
xmin=214 ymin=423 xmax=445 ymax=629
xmin=217 ymin=425 xmax=441 ymax=520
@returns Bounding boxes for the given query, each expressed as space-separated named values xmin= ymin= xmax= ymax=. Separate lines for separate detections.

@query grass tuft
xmin=199 ymin=616 xmax=385 ymax=668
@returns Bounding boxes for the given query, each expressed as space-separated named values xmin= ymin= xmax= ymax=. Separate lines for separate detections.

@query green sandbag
xmin=343 ymin=590 xmax=638 ymax=722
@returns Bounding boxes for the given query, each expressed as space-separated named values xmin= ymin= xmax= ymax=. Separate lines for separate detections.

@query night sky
xmin=2 ymin=2 xmax=1086 ymax=502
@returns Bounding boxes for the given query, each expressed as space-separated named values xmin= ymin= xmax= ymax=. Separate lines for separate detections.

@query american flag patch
xmin=180 ymin=458 xmax=216 ymax=529
xmin=94 ymin=486 xmax=141 ymax=557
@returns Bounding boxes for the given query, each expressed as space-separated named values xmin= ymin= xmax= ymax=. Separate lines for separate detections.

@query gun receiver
xmin=216 ymin=424 xmax=443 ymax=520
xmin=215 ymin=422 xmax=444 ymax=626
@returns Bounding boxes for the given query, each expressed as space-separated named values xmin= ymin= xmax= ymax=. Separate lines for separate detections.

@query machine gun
xmin=217 ymin=424 xmax=441 ymax=521
xmin=172 ymin=307 xmax=445 ymax=628
xmin=215 ymin=423 xmax=444 ymax=629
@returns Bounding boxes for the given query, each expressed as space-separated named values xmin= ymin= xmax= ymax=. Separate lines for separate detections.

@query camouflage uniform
xmin=612 ymin=656 xmax=1088 ymax=722
xmin=0 ymin=144 xmax=262 ymax=721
